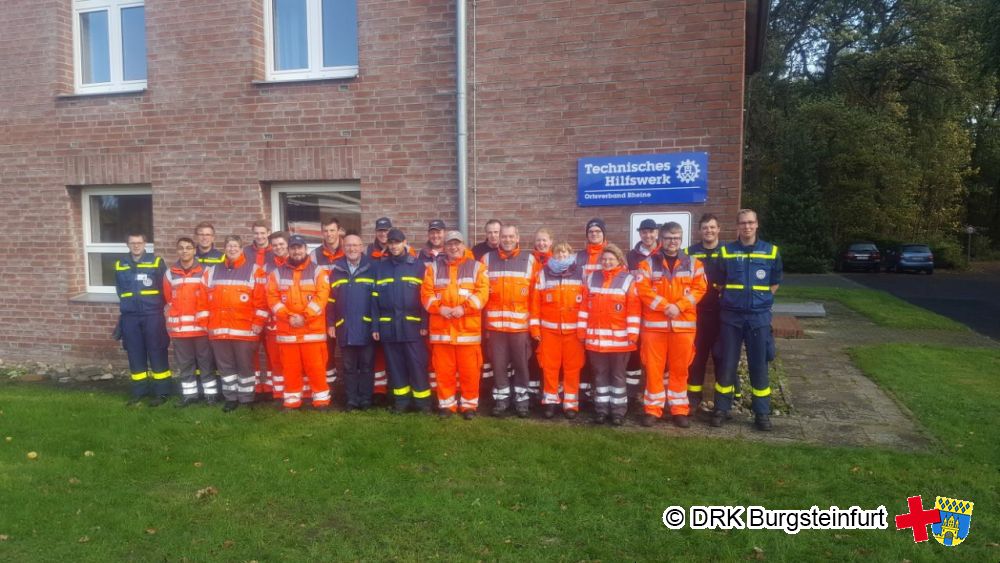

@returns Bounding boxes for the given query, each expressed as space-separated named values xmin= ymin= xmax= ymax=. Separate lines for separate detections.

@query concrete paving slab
xmin=773 ymin=302 xmax=826 ymax=317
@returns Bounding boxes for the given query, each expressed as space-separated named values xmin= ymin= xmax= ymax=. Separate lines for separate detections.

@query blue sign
xmin=577 ymin=152 xmax=708 ymax=207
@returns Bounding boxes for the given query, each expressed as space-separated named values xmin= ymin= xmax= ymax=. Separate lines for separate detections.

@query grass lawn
xmin=1 ymin=344 xmax=997 ymax=561
xmin=777 ymin=286 xmax=967 ymax=331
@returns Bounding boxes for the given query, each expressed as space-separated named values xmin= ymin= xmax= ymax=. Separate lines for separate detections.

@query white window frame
xmin=270 ymin=182 xmax=360 ymax=251
xmin=82 ymin=186 xmax=153 ymax=293
xmin=263 ymin=0 xmax=359 ymax=82
xmin=72 ymin=0 xmax=147 ymax=95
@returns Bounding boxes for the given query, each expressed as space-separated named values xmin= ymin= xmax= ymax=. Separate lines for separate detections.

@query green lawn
xmin=777 ymin=286 xmax=967 ymax=331
xmin=1 ymin=344 xmax=997 ymax=561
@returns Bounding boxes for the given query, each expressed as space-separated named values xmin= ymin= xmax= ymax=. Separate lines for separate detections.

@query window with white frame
xmin=264 ymin=0 xmax=359 ymax=82
xmin=270 ymin=182 xmax=361 ymax=246
xmin=82 ymin=187 xmax=154 ymax=293
xmin=73 ymin=0 xmax=147 ymax=94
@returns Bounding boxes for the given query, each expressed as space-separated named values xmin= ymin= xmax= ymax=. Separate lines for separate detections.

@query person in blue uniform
xmin=711 ymin=209 xmax=782 ymax=431
xmin=115 ymin=232 xmax=171 ymax=406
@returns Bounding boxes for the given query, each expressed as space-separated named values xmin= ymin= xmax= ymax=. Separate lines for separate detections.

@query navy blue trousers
xmin=121 ymin=313 xmax=171 ymax=398
xmin=714 ymin=317 xmax=771 ymax=415
xmin=383 ymin=340 xmax=431 ymax=411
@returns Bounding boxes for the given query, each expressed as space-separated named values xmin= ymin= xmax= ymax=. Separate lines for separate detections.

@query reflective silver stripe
xmin=275 ymin=335 xmax=297 ymax=343
xmin=458 ymin=289 xmax=471 ymax=297
xmin=456 ymin=335 xmax=481 ymax=344
xmin=301 ymin=334 xmax=326 ymax=342
xmin=467 ymin=295 xmax=483 ymax=309
xmin=457 ymin=277 xmax=475 ymax=284
xmin=540 ymin=320 xmax=578 ymax=331
xmin=648 ymin=296 xmax=665 ymax=310
xmin=540 ymin=279 xmax=582 ymax=288
xmin=588 ymin=286 xmax=626 ymax=295
xmin=429 ymin=334 xmax=450 ymax=342
xmin=489 ymin=321 xmax=529 ymax=330
xmin=586 ymin=338 xmax=631 ymax=348
xmin=646 ymin=391 xmax=666 ymax=399
xmin=210 ymin=328 xmax=257 ymax=337
xmin=626 ymin=378 xmax=640 ymax=385
xmin=672 ymin=320 xmax=696 ymax=328
xmin=195 ymin=311 xmax=209 ymax=319
xmin=168 ymin=315 xmax=197 ymax=323
xmin=643 ymin=320 xmax=671 ymax=328
xmin=487 ymin=270 xmax=531 ymax=279
xmin=256 ymin=309 xmax=269 ymax=318
xmin=211 ymin=279 xmax=254 ymax=287
xmin=486 ymin=310 xmax=529 ymax=319
xmin=170 ymin=326 xmax=205 ymax=334
xmin=589 ymin=328 xmax=629 ymax=337
xmin=439 ymin=397 xmax=457 ymax=408
xmin=578 ymin=311 xmax=589 ymax=318
xmin=306 ymin=301 xmax=323 ymax=314
xmin=626 ymin=316 xmax=640 ymax=323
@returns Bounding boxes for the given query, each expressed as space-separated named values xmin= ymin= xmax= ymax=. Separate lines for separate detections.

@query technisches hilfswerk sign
xmin=577 ymin=152 xmax=708 ymax=207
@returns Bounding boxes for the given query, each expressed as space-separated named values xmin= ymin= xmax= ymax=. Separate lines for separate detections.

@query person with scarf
xmin=530 ymin=242 xmax=585 ymax=419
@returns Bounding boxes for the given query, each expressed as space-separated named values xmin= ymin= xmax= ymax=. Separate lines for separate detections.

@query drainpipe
xmin=456 ymin=0 xmax=469 ymax=236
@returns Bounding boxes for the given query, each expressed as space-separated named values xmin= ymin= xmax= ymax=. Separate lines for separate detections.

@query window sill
xmin=56 ymin=88 xmax=147 ymax=100
xmin=253 ymin=72 xmax=358 ymax=86
xmin=69 ymin=292 xmax=120 ymax=304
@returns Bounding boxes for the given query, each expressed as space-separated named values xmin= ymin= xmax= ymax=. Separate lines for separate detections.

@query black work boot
xmin=672 ymin=414 xmax=691 ymax=428
xmin=543 ymin=405 xmax=557 ymax=419
xmin=641 ymin=414 xmax=657 ymax=427
xmin=222 ymin=401 xmax=239 ymax=413
xmin=710 ymin=411 xmax=725 ymax=428
xmin=754 ymin=414 xmax=773 ymax=431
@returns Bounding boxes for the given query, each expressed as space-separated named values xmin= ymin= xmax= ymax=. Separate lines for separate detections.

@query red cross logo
xmin=894 ymin=495 xmax=941 ymax=542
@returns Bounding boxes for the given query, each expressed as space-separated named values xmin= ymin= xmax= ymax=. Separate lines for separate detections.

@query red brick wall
xmin=0 ymin=0 xmax=744 ymax=364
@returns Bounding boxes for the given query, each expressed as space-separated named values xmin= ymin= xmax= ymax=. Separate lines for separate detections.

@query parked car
xmin=835 ymin=242 xmax=881 ymax=272
xmin=883 ymin=244 xmax=934 ymax=274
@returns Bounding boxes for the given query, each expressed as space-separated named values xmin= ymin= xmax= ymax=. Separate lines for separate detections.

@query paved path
xmin=620 ymin=299 xmax=994 ymax=450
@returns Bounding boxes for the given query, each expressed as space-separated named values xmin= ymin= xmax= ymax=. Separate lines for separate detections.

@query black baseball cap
xmin=428 ymin=219 xmax=446 ymax=231
xmin=638 ymin=219 xmax=659 ymax=231
xmin=375 ymin=217 xmax=393 ymax=231
xmin=387 ymin=228 xmax=406 ymax=242
xmin=288 ymin=235 xmax=308 ymax=247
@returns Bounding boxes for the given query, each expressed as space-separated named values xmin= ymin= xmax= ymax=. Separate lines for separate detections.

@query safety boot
xmin=672 ymin=414 xmax=691 ymax=428
xmin=641 ymin=414 xmax=657 ymax=427
xmin=543 ymin=405 xmax=557 ymax=419
xmin=754 ymin=414 xmax=773 ymax=431
xmin=710 ymin=411 xmax=725 ymax=428
xmin=222 ymin=401 xmax=239 ymax=413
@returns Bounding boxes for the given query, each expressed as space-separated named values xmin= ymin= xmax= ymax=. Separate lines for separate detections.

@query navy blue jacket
xmin=686 ymin=242 xmax=724 ymax=311
xmin=718 ymin=239 xmax=783 ymax=321
xmin=115 ymin=253 xmax=167 ymax=315
xmin=326 ymin=257 xmax=376 ymax=346
xmin=372 ymin=251 xmax=428 ymax=342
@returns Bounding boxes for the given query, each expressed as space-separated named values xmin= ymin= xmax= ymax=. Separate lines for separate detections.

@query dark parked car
xmin=835 ymin=242 xmax=881 ymax=272
xmin=884 ymin=244 xmax=934 ymax=274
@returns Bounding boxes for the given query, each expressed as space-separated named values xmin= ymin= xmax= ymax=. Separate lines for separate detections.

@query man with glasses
xmin=711 ymin=209 xmax=783 ymax=431
xmin=635 ymin=222 xmax=707 ymax=428
xmin=194 ymin=222 xmax=225 ymax=266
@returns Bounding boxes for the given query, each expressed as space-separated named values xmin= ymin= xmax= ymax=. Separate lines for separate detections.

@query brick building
xmin=0 ymin=0 xmax=764 ymax=364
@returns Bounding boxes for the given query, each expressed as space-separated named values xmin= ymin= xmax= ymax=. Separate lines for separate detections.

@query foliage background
xmin=745 ymin=0 xmax=1000 ymax=271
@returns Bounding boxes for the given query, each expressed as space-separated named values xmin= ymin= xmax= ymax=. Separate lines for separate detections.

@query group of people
xmin=114 ymin=208 xmax=782 ymax=430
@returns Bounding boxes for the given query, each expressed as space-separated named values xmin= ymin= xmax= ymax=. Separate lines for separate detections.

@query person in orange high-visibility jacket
xmin=481 ymin=224 xmax=537 ymax=417
xmin=261 ymin=231 xmax=290 ymax=400
xmin=421 ymin=230 xmax=490 ymax=419
xmin=530 ymin=242 xmax=585 ymax=419
xmin=574 ymin=218 xmax=609 ymax=404
xmin=267 ymin=235 xmax=332 ymax=410
xmin=163 ymin=237 xmax=215 ymax=406
xmin=244 ymin=219 xmax=274 ymax=398
xmin=578 ymin=243 xmax=640 ymax=426
xmin=635 ymin=222 xmax=707 ymax=428
xmin=205 ymin=236 xmax=269 ymax=412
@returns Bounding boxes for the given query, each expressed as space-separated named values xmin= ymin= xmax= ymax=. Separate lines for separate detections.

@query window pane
xmin=282 ymin=190 xmax=360 ymax=245
xmin=88 ymin=194 xmax=154 ymax=244
xmin=88 ymin=252 xmax=126 ymax=287
xmin=273 ymin=0 xmax=309 ymax=70
xmin=121 ymin=6 xmax=147 ymax=81
xmin=80 ymin=10 xmax=111 ymax=84
xmin=322 ymin=0 xmax=358 ymax=68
